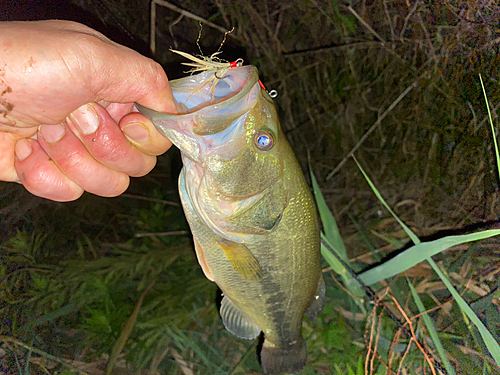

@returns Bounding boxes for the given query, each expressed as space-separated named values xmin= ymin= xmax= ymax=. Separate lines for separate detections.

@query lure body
xmin=138 ymin=64 xmax=324 ymax=375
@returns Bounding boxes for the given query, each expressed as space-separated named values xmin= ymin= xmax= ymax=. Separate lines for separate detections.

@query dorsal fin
xmin=220 ymin=295 xmax=261 ymax=339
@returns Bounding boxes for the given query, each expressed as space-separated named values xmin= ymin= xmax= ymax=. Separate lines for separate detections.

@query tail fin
xmin=260 ymin=338 xmax=307 ymax=375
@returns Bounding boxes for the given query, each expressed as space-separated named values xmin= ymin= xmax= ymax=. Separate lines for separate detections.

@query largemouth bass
xmin=138 ymin=60 xmax=325 ymax=374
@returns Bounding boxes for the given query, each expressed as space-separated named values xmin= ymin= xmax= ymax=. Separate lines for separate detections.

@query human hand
xmin=0 ymin=20 xmax=176 ymax=201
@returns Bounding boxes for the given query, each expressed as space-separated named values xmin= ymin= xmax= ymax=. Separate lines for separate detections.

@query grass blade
xmin=310 ymin=167 xmax=365 ymax=300
xmin=353 ymin=156 xmax=420 ymax=245
xmin=321 ymin=234 xmax=365 ymax=299
xmin=321 ymin=233 xmax=347 ymax=274
xmin=359 ymin=230 xmax=500 ymax=285
xmin=311 ymin=169 xmax=348 ymax=261
xmin=427 ymin=258 xmax=500 ymax=367
xmin=107 ymin=280 xmax=156 ymax=374
xmin=407 ymin=279 xmax=456 ymax=375
xmin=479 ymin=73 xmax=500 ymax=180
xmin=354 ymin=156 xmax=500 ymax=367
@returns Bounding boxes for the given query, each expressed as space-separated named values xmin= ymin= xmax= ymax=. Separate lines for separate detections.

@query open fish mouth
xmin=136 ymin=65 xmax=261 ymax=139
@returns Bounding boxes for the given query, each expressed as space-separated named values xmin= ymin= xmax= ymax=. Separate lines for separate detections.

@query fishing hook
xmin=214 ymin=71 xmax=228 ymax=80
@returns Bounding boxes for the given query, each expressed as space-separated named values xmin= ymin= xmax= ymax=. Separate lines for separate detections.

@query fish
xmin=137 ymin=57 xmax=325 ymax=375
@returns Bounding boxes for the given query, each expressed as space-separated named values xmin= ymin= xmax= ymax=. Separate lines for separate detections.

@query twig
xmin=243 ymin=2 xmax=287 ymax=53
xmin=267 ymin=61 xmax=322 ymax=86
xmin=416 ymin=9 xmax=436 ymax=61
xmin=371 ymin=309 xmax=384 ymax=373
xmin=391 ymin=295 xmax=439 ymax=375
xmin=135 ymin=230 xmax=189 ymax=238
xmin=411 ymin=302 xmax=453 ymax=322
xmin=330 ymin=273 xmax=364 ymax=300
xmin=326 ymin=79 xmax=418 ymax=180
xmin=171 ymin=348 xmax=194 ymax=375
xmin=457 ymin=345 xmax=500 ymax=367
xmin=150 ymin=0 xmax=157 ymax=55
xmin=388 ymin=328 xmax=402 ymax=372
xmin=396 ymin=336 xmax=413 ymax=375
xmin=150 ymin=0 xmax=232 ymax=54
xmin=169 ymin=13 xmax=184 ymax=49
xmin=149 ymin=344 xmax=171 ymax=374
xmin=348 ymin=6 xmax=387 ymax=44
xmin=1 ymin=267 xmax=51 ymax=284
xmin=365 ymin=304 xmax=377 ymax=375
xmin=120 ymin=193 xmax=180 ymax=207
xmin=321 ymin=238 xmax=405 ymax=329
xmin=383 ymin=0 xmax=396 ymax=41
xmin=283 ymin=41 xmax=386 ymax=57
xmin=400 ymin=1 xmax=420 ymax=42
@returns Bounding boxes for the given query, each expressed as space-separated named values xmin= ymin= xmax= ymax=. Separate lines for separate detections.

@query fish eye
xmin=254 ymin=131 xmax=274 ymax=151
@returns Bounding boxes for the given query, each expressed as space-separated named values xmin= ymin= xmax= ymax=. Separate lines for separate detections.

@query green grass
xmin=3 ymin=92 xmax=499 ymax=374
xmin=309 ymin=75 xmax=500 ymax=374
xmin=3 ymin=1 xmax=500 ymax=374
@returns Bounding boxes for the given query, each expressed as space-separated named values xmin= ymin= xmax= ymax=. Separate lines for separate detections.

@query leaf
xmin=321 ymin=227 xmax=364 ymax=299
xmin=353 ymin=156 xmax=419 ymax=245
xmin=310 ymin=169 xmax=348 ymax=261
xmin=427 ymin=258 xmax=500 ymax=368
xmin=479 ymin=73 xmax=500 ymax=181
xmin=321 ymin=233 xmax=346 ymax=275
xmin=311 ymin=165 xmax=365 ymax=300
xmin=359 ymin=230 xmax=500 ymax=285
xmin=355 ymin=157 xmax=500 ymax=367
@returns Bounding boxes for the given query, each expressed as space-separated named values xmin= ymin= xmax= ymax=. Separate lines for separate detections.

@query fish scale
xmin=138 ymin=60 xmax=324 ymax=375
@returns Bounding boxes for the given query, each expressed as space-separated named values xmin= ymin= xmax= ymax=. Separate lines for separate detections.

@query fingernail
xmin=15 ymin=139 xmax=33 ymax=161
xmin=122 ymin=123 xmax=150 ymax=143
xmin=39 ymin=123 xmax=66 ymax=143
xmin=70 ymin=103 xmax=100 ymax=135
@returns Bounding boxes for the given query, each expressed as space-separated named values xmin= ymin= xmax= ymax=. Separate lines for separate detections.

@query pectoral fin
xmin=220 ymin=295 xmax=261 ymax=339
xmin=193 ymin=237 xmax=215 ymax=282
xmin=305 ymin=276 xmax=326 ymax=320
xmin=219 ymin=241 xmax=262 ymax=280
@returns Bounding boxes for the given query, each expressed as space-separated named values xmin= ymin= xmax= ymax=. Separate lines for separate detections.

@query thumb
xmin=133 ymin=60 xmax=177 ymax=114
xmin=89 ymin=42 xmax=177 ymax=114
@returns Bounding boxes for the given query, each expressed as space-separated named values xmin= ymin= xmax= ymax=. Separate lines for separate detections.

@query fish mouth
xmin=136 ymin=65 xmax=261 ymax=139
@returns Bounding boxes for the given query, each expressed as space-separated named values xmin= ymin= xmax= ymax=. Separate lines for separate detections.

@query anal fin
xmin=220 ymin=295 xmax=261 ymax=340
